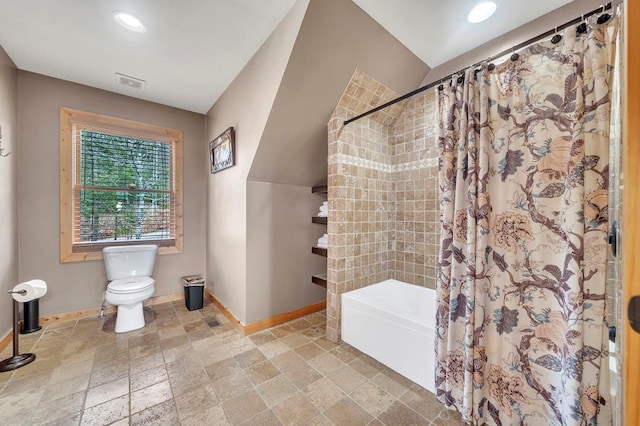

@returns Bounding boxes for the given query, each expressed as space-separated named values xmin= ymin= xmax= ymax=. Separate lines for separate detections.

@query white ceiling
xmin=353 ymin=0 xmax=573 ymax=67
xmin=0 ymin=0 xmax=574 ymax=114
xmin=0 ymin=0 xmax=296 ymax=113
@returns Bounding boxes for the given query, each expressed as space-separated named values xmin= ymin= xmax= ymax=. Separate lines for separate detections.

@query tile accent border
xmin=329 ymin=153 xmax=437 ymax=172
xmin=204 ymin=289 xmax=326 ymax=335
xmin=393 ymin=157 xmax=438 ymax=171
xmin=329 ymin=153 xmax=393 ymax=172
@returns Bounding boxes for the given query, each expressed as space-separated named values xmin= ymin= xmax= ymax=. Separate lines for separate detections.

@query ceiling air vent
xmin=115 ymin=73 xmax=146 ymax=90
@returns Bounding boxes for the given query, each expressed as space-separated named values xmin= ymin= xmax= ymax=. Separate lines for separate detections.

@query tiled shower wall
xmin=326 ymin=70 xmax=399 ymax=342
xmin=390 ymin=92 xmax=439 ymax=288
xmin=326 ymin=70 xmax=439 ymax=341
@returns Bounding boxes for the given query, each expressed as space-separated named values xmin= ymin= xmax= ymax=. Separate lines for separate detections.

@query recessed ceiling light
xmin=112 ymin=11 xmax=146 ymax=33
xmin=467 ymin=2 xmax=497 ymax=23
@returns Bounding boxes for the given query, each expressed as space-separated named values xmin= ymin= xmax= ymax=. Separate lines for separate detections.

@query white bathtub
xmin=341 ymin=279 xmax=435 ymax=393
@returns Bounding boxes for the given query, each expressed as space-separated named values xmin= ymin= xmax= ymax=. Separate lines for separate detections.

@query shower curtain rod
xmin=343 ymin=2 xmax=614 ymax=126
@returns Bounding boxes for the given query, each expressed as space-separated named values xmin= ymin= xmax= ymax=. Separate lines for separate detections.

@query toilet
xmin=102 ymin=245 xmax=158 ymax=333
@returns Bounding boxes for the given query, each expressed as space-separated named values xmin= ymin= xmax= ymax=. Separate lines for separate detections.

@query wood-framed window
xmin=60 ymin=108 xmax=183 ymax=263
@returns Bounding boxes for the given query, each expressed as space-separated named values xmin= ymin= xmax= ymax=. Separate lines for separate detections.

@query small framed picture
xmin=210 ymin=127 xmax=235 ymax=173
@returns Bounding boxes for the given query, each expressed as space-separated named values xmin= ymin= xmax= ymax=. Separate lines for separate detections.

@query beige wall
xmin=205 ymin=0 xmax=310 ymax=324
xmin=0 ymin=46 xmax=18 ymax=336
xmin=17 ymin=72 xmax=206 ymax=316
xmin=423 ymin=0 xmax=606 ymax=84
xmin=246 ymin=182 xmax=326 ymax=323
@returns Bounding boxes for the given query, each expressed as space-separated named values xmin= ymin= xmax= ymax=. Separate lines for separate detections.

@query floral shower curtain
xmin=435 ymin=15 xmax=618 ymax=426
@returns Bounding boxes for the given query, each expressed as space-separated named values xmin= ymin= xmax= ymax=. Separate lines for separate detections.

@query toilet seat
xmin=107 ymin=276 xmax=154 ymax=294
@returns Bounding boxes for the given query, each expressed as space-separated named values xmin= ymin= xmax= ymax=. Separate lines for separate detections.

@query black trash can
xmin=21 ymin=299 xmax=42 ymax=334
xmin=183 ymin=276 xmax=205 ymax=311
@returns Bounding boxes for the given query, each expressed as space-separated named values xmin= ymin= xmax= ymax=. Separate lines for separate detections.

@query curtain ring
xmin=597 ymin=4 xmax=612 ymax=25
xmin=485 ymin=56 xmax=495 ymax=71
xmin=551 ymin=26 xmax=562 ymax=44
xmin=577 ymin=14 xmax=587 ymax=34
xmin=510 ymin=46 xmax=519 ymax=62
xmin=473 ymin=66 xmax=482 ymax=80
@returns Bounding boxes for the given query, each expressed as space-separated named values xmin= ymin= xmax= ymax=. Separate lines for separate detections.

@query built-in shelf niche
xmin=312 ymin=185 xmax=328 ymax=287
xmin=312 ymin=273 xmax=327 ymax=287
xmin=311 ymin=185 xmax=327 ymax=194
xmin=312 ymin=246 xmax=327 ymax=257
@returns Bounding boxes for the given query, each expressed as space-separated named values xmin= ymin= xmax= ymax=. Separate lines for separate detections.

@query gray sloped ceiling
xmin=248 ymin=0 xmax=430 ymax=187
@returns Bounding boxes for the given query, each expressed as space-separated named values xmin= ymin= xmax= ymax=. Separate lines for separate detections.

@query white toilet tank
xmin=103 ymin=245 xmax=158 ymax=281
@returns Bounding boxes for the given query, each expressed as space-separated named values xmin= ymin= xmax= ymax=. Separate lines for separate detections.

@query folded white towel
xmin=317 ymin=242 xmax=328 ymax=249
xmin=318 ymin=211 xmax=328 ymax=217
xmin=317 ymin=234 xmax=328 ymax=246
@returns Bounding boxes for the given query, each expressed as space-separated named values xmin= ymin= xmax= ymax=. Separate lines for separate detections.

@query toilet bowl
xmin=102 ymin=245 xmax=158 ymax=333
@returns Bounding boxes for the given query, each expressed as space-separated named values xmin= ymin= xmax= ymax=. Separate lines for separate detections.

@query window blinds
xmin=73 ymin=128 xmax=175 ymax=247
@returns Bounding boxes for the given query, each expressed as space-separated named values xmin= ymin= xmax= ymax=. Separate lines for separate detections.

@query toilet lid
xmin=108 ymin=276 xmax=155 ymax=294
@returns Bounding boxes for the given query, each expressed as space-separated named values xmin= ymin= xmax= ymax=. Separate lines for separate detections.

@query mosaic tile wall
xmin=325 ymin=69 xmax=440 ymax=341
xmin=390 ymin=92 xmax=439 ymax=288
xmin=325 ymin=70 xmax=397 ymax=342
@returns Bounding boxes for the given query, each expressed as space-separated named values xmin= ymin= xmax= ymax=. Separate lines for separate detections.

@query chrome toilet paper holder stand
xmin=0 ymin=290 xmax=36 ymax=372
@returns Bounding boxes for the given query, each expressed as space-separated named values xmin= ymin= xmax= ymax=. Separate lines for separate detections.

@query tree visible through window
xmin=79 ymin=131 xmax=171 ymax=243
xmin=60 ymin=108 xmax=183 ymax=262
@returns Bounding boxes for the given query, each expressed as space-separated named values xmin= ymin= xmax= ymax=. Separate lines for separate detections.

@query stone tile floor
xmin=0 ymin=299 xmax=465 ymax=425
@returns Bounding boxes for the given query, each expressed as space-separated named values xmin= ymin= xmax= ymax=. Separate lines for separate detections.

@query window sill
xmin=60 ymin=245 xmax=183 ymax=263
